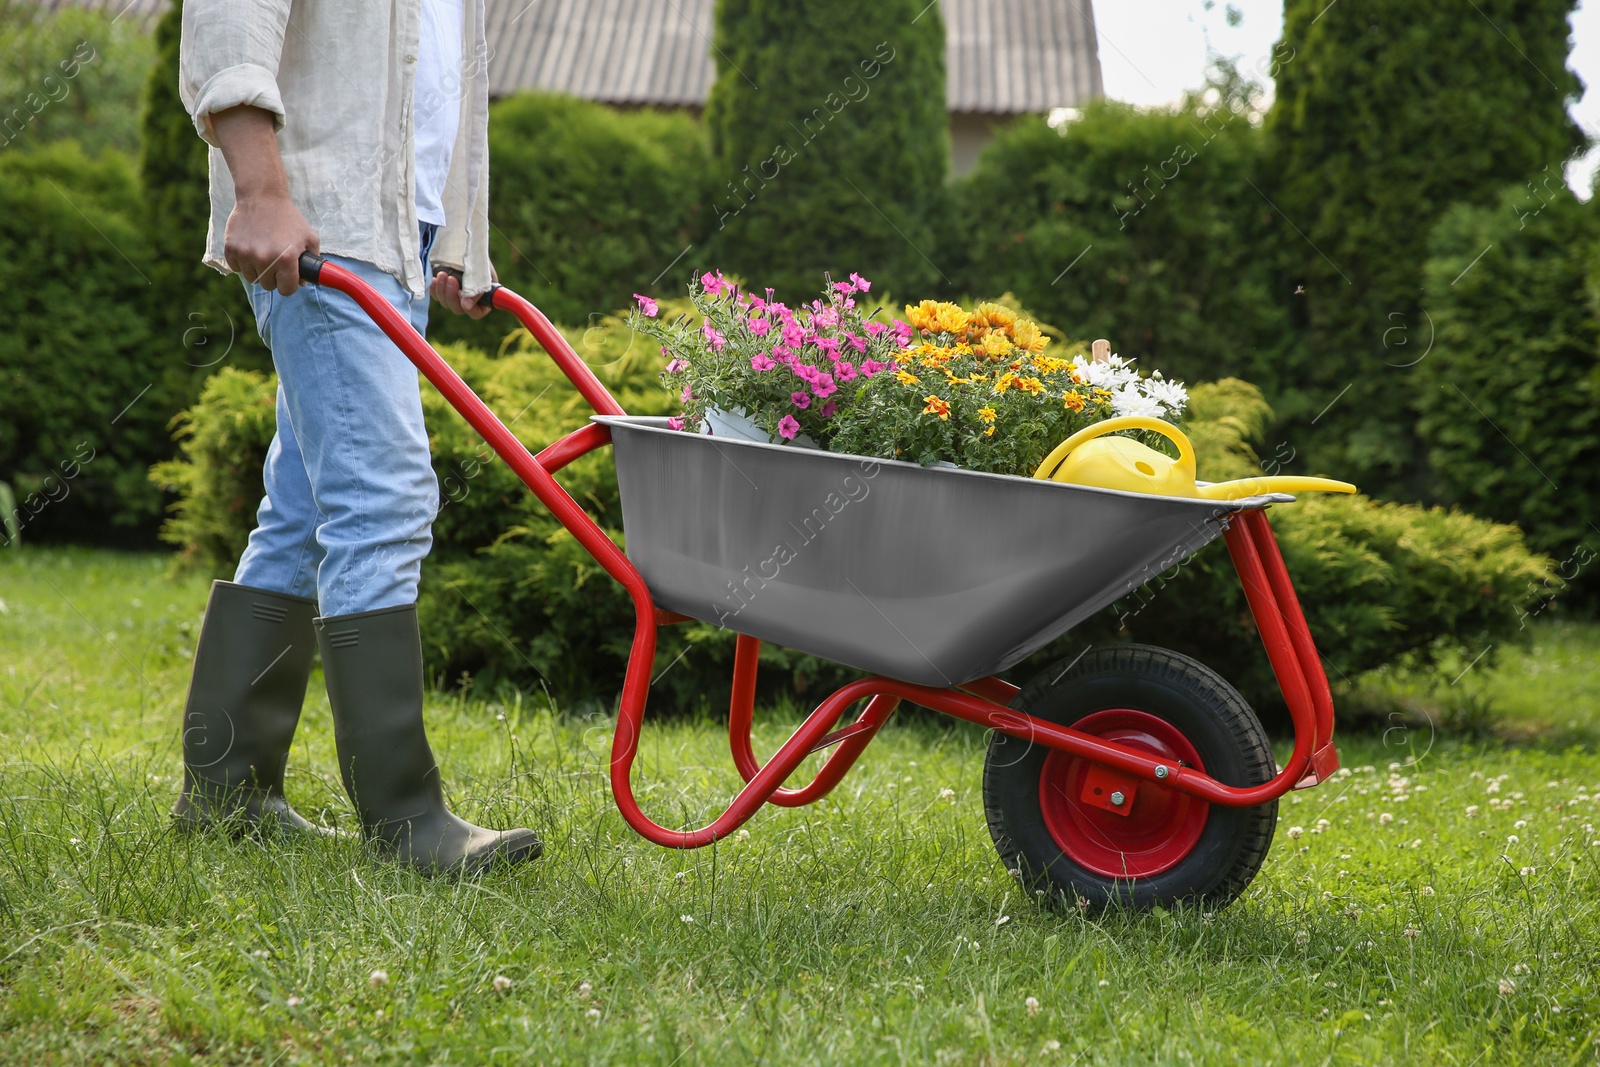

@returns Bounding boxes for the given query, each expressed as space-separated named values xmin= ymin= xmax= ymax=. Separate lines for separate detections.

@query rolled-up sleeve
xmin=179 ymin=0 xmax=293 ymax=146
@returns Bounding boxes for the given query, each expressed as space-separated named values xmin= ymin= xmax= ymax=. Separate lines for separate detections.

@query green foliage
xmin=1058 ymin=381 xmax=1554 ymax=710
xmin=1267 ymin=0 xmax=1585 ymax=493
xmin=949 ymin=84 xmax=1293 ymax=407
xmin=159 ymin=348 xmax=1551 ymax=718
xmin=704 ymin=0 xmax=949 ymax=299
xmin=148 ymin=367 xmax=280 ymax=570
xmin=0 ymin=1 xmax=156 ymax=157
xmin=430 ymin=93 xmax=712 ymax=351
xmin=0 ymin=141 xmax=167 ymax=539
xmin=1416 ymin=187 xmax=1600 ymax=603
xmin=137 ymin=0 xmax=270 ymax=390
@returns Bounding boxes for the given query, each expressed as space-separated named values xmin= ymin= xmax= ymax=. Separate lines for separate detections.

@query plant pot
xmin=702 ymin=406 xmax=820 ymax=449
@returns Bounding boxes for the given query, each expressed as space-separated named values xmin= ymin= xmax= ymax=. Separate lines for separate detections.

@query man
xmin=171 ymin=0 xmax=541 ymax=875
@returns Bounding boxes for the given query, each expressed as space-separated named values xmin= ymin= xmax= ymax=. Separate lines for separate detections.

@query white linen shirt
xmin=179 ymin=0 xmax=494 ymax=298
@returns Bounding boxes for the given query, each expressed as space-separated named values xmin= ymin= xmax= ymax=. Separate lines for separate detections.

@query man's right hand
xmin=211 ymin=105 xmax=319 ymax=296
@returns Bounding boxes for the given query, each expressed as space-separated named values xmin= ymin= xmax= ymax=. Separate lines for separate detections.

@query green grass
xmin=1 ymin=547 xmax=1598 ymax=1065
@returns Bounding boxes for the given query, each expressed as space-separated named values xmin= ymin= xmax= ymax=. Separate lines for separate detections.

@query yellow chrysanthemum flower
xmin=928 ymin=302 xmax=971 ymax=338
xmin=923 ymin=395 xmax=951 ymax=420
xmin=904 ymin=300 xmax=943 ymax=333
xmin=1011 ymin=319 xmax=1049 ymax=353
xmin=974 ymin=302 xmax=1018 ymax=331
xmin=979 ymin=332 xmax=1014 ymax=360
xmin=977 ymin=406 xmax=998 ymax=424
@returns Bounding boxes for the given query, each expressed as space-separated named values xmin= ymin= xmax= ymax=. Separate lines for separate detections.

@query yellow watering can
xmin=1033 ymin=416 xmax=1356 ymax=501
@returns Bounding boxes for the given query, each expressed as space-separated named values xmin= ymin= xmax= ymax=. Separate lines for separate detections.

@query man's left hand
xmin=431 ymin=265 xmax=498 ymax=319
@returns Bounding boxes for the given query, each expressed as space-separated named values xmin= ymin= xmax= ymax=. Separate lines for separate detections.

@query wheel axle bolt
xmin=1154 ymin=765 xmax=1170 ymax=780
xmin=1110 ymin=791 xmax=1126 ymax=806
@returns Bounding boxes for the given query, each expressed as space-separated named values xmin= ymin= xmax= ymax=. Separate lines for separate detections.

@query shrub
xmin=948 ymin=88 xmax=1293 ymax=416
xmin=1051 ymin=381 xmax=1554 ymax=711
xmin=1266 ymin=0 xmax=1585 ymax=495
xmin=1415 ymin=187 xmax=1600 ymax=603
xmin=137 ymin=0 xmax=271 ymax=389
xmin=0 ymin=141 xmax=167 ymax=541
xmin=160 ymin=341 xmax=1551 ymax=719
xmin=428 ymin=92 xmax=712 ymax=352
xmin=0 ymin=0 xmax=156 ymax=157
xmin=703 ymin=0 xmax=949 ymax=299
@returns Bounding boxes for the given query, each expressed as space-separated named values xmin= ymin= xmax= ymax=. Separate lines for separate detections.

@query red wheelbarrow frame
xmin=300 ymin=256 xmax=1340 ymax=849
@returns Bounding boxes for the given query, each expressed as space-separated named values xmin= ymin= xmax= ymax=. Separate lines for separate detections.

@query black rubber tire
xmin=982 ymin=644 xmax=1276 ymax=913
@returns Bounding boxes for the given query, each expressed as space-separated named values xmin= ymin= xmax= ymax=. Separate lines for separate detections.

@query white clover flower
xmin=1286 ymin=825 xmax=1305 ymax=839
xmin=369 ymin=970 xmax=389 ymax=987
xmin=680 ymin=914 xmax=694 ymax=923
xmin=939 ymin=787 xmax=956 ymax=800
xmin=1499 ymin=978 xmax=1516 ymax=996
xmin=586 ymin=1007 xmax=602 ymax=1020
xmin=578 ymin=981 xmax=592 ymax=1000
xmin=1402 ymin=927 xmax=1420 ymax=939
xmin=287 ymin=995 xmax=303 ymax=1007
xmin=1025 ymin=996 xmax=1041 ymax=1016
xmin=1379 ymin=813 xmax=1394 ymax=825
xmin=1513 ymin=819 xmax=1527 ymax=829
xmin=493 ymin=975 xmax=513 ymax=992
xmin=1043 ymin=1039 xmax=1062 ymax=1052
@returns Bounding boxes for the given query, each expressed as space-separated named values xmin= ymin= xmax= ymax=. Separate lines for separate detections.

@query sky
xmin=1090 ymin=0 xmax=1600 ymax=196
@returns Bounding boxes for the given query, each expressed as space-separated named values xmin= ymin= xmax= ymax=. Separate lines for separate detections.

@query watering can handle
xmin=1033 ymin=416 xmax=1197 ymax=482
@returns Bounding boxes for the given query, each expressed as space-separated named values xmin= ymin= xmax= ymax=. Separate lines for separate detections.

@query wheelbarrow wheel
xmin=982 ymin=644 xmax=1276 ymax=913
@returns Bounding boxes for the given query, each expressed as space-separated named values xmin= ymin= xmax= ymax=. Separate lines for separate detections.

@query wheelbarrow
xmin=297 ymin=254 xmax=1340 ymax=912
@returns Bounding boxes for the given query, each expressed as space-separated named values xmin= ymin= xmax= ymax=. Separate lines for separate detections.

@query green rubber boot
xmin=172 ymin=581 xmax=331 ymax=837
xmin=315 ymin=603 xmax=542 ymax=876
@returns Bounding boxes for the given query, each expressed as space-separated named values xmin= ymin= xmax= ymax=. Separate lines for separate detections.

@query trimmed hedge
xmin=428 ymin=92 xmax=712 ymax=352
xmin=949 ymin=92 xmax=1291 ymax=403
xmin=0 ymin=141 xmax=167 ymax=541
xmin=1267 ymin=0 xmax=1584 ymax=495
xmin=157 ymin=316 xmax=1550 ymax=714
xmin=1416 ymin=187 xmax=1600 ymax=603
xmin=704 ymin=0 xmax=949 ymax=299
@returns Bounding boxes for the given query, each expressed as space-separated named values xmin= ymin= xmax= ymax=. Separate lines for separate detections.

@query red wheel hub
xmin=1038 ymin=709 xmax=1209 ymax=879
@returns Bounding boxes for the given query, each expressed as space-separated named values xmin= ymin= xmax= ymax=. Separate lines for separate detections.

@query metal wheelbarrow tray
xmin=297 ymin=253 xmax=1342 ymax=913
xmin=598 ymin=414 xmax=1269 ymax=688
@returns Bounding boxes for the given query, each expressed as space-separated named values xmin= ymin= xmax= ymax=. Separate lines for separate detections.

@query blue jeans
xmin=233 ymin=225 xmax=440 ymax=617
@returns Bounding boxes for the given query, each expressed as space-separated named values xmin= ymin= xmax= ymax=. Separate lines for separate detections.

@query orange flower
xmin=993 ymin=372 xmax=1017 ymax=394
xmin=922 ymin=395 xmax=951 ymax=420
xmin=1016 ymin=376 xmax=1046 ymax=395
xmin=1062 ymin=390 xmax=1086 ymax=412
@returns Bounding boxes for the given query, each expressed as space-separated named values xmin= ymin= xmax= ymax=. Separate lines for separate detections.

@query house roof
xmin=486 ymin=0 xmax=1103 ymax=114
xmin=33 ymin=0 xmax=1104 ymax=114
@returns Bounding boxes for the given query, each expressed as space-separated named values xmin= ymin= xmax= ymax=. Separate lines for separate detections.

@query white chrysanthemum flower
xmin=1111 ymin=385 xmax=1164 ymax=419
xmin=1142 ymin=377 xmax=1189 ymax=414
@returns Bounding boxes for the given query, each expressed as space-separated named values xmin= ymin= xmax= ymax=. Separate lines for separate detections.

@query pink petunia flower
xmin=814 ymin=307 xmax=840 ymax=330
xmin=750 ymin=352 xmax=776 ymax=371
xmin=633 ymin=293 xmax=659 ymax=317
xmin=664 ymin=358 xmax=689 ymax=373
xmin=667 ymin=416 xmax=686 ymax=431
xmin=892 ymin=321 xmax=913 ymax=348
xmin=777 ymin=415 xmax=800 ymax=440
xmin=819 ymin=399 xmax=838 ymax=418
xmin=846 ymin=332 xmax=868 ymax=354
xmin=850 ymin=272 xmax=871 ymax=293
xmin=790 ymin=391 xmax=811 ymax=409
xmin=681 ymin=384 xmax=694 ymax=403
xmin=701 ymin=271 xmax=729 ymax=297
xmin=813 ymin=336 xmax=842 ymax=358
xmin=747 ymin=315 xmax=771 ymax=337
xmin=700 ymin=321 xmax=727 ymax=350
xmin=781 ymin=323 xmax=805 ymax=349
xmin=836 ymin=361 xmax=857 ymax=383
xmin=811 ymin=374 xmax=837 ymax=399
xmin=865 ymin=321 xmax=888 ymax=337
xmin=771 ymin=344 xmax=794 ymax=362
xmin=859 ymin=359 xmax=886 ymax=377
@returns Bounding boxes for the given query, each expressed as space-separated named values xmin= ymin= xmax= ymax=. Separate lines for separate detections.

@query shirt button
xmin=404 ymin=53 xmax=417 ymax=63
